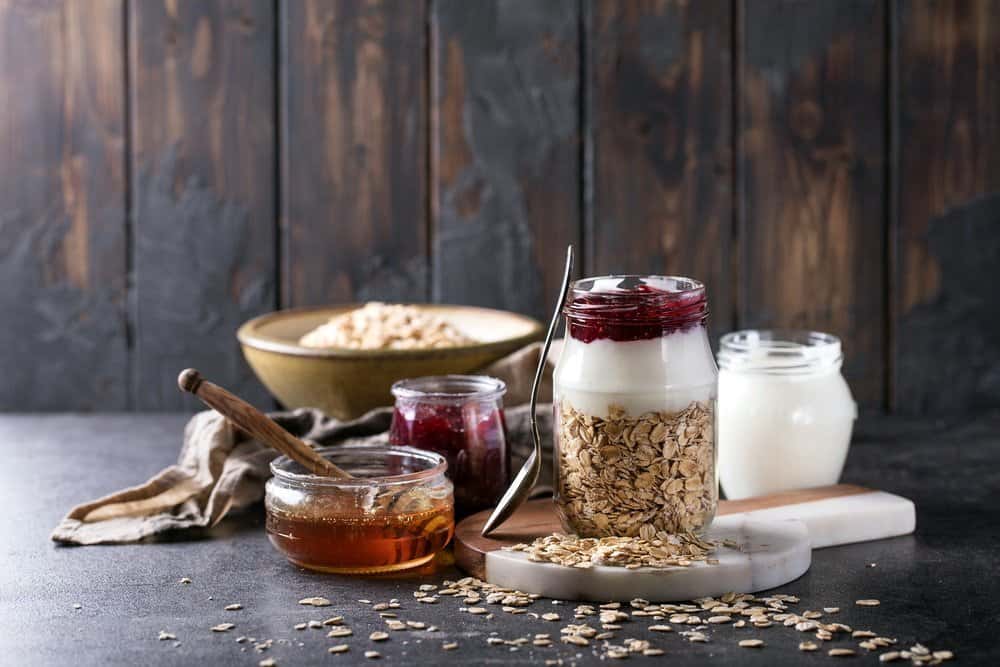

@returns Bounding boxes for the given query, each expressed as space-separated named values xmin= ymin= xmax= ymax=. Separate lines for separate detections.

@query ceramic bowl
xmin=237 ymin=304 xmax=543 ymax=420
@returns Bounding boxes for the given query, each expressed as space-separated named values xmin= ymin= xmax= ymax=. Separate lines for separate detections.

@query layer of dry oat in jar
xmin=556 ymin=400 xmax=716 ymax=537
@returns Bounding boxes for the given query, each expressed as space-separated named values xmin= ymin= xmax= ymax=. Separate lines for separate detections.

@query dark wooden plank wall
xmin=588 ymin=0 xmax=733 ymax=339
xmin=739 ymin=0 xmax=887 ymax=406
xmin=2 ymin=0 xmax=998 ymax=416
xmin=0 ymin=0 xmax=128 ymax=411
xmin=282 ymin=0 xmax=428 ymax=307
xmin=131 ymin=0 xmax=276 ymax=410
xmin=432 ymin=0 xmax=580 ymax=320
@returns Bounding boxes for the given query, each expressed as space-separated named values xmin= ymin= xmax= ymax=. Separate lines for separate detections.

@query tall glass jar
xmin=552 ymin=276 xmax=718 ymax=537
xmin=717 ymin=330 xmax=857 ymax=499
xmin=389 ymin=375 xmax=509 ymax=518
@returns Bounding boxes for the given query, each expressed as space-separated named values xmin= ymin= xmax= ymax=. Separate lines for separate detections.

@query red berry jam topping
xmin=389 ymin=376 xmax=509 ymax=518
xmin=564 ymin=275 xmax=708 ymax=343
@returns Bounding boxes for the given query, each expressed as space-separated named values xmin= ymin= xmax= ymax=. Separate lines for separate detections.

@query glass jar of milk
xmin=717 ymin=330 xmax=857 ymax=500
xmin=552 ymin=276 xmax=718 ymax=537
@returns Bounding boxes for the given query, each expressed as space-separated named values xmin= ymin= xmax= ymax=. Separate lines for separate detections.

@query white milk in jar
xmin=717 ymin=330 xmax=857 ymax=500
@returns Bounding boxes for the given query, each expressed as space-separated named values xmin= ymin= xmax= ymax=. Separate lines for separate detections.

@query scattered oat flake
xmin=158 ymin=631 xmax=176 ymax=641
xmin=364 ymin=650 xmax=380 ymax=659
xmin=328 ymin=628 xmax=352 ymax=638
xmin=259 ymin=659 xmax=277 ymax=667
xmin=72 ymin=603 xmax=82 ymax=610
xmin=294 ymin=623 xmax=307 ymax=631
xmin=799 ymin=641 xmax=819 ymax=651
xmin=855 ymin=599 xmax=880 ymax=607
xmin=823 ymin=607 xmax=840 ymax=613
xmin=224 ymin=604 xmax=242 ymax=611
xmin=467 ymin=607 xmax=489 ymax=615
xmin=328 ymin=645 xmax=349 ymax=654
xmin=829 ymin=648 xmax=856 ymax=657
xmin=649 ymin=625 xmax=672 ymax=632
xmin=442 ymin=642 xmax=458 ymax=650
xmin=179 ymin=578 xmax=191 ymax=584
xmin=299 ymin=596 xmax=331 ymax=607
xmin=369 ymin=631 xmax=389 ymax=641
xmin=643 ymin=648 xmax=665 ymax=656
xmin=880 ymin=652 xmax=901 ymax=663
xmin=542 ymin=613 xmax=560 ymax=621
xmin=323 ymin=616 xmax=344 ymax=626
xmin=739 ymin=639 xmax=764 ymax=648
xmin=211 ymin=623 xmax=235 ymax=632
xmin=933 ymin=650 xmax=954 ymax=660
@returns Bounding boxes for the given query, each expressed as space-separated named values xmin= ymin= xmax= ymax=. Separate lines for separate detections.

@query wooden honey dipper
xmin=178 ymin=368 xmax=352 ymax=479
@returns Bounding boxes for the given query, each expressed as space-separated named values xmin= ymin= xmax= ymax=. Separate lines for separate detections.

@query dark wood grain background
xmin=2 ymin=0 xmax=997 ymax=415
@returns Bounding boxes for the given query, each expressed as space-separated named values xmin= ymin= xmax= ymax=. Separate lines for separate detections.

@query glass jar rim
xmin=570 ymin=274 xmax=706 ymax=295
xmin=718 ymin=329 xmax=842 ymax=374
xmin=563 ymin=275 xmax=708 ymax=326
xmin=391 ymin=374 xmax=506 ymax=403
xmin=270 ymin=445 xmax=448 ymax=489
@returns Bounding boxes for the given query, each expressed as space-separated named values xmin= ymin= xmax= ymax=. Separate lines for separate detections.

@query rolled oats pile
xmin=555 ymin=400 xmax=716 ymax=537
xmin=299 ymin=302 xmax=475 ymax=349
xmin=506 ymin=531 xmax=717 ymax=569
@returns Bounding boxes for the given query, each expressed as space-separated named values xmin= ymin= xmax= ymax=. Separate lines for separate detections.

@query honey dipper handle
xmin=177 ymin=369 xmax=351 ymax=479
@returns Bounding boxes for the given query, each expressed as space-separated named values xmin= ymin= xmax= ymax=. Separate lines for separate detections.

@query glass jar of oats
xmin=552 ymin=276 xmax=718 ymax=537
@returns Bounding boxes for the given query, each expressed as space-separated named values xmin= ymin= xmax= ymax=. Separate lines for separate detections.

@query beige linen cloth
xmin=52 ymin=343 xmax=555 ymax=545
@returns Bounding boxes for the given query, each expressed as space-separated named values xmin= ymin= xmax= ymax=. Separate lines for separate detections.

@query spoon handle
xmin=178 ymin=369 xmax=351 ymax=479
xmin=530 ymin=245 xmax=574 ymax=464
xmin=481 ymin=245 xmax=574 ymax=536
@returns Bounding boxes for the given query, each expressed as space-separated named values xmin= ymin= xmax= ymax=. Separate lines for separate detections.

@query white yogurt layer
xmin=553 ymin=327 xmax=717 ymax=416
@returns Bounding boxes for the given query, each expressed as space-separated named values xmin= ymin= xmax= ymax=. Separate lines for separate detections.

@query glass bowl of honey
xmin=265 ymin=445 xmax=454 ymax=574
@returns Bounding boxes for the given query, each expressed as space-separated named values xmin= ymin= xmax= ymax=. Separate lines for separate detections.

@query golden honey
xmin=267 ymin=504 xmax=453 ymax=573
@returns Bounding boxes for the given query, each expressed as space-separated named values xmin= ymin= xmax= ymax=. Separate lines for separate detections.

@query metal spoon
xmin=481 ymin=245 xmax=574 ymax=536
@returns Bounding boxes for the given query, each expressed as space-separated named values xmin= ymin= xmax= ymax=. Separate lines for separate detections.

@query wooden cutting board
xmin=454 ymin=485 xmax=915 ymax=602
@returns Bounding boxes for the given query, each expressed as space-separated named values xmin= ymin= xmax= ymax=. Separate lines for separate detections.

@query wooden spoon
xmin=177 ymin=368 xmax=352 ymax=479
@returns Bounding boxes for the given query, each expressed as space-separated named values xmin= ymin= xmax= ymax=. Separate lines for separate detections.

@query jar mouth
xmin=391 ymin=375 xmax=506 ymax=403
xmin=562 ymin=276 xmax=708 ymax=343
xmin=718 ymin=329 xmax=842 ymax=374
xmin=270 ymin=445 xmax=448 ymax=488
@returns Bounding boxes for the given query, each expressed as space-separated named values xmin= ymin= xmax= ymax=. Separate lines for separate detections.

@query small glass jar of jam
xmin=553 ymin=275 xmax=718 ymax=537
xmin=265 ymin=445 xmax=453 ymax=573
xmin=389 ymin=375 xmax=509 ymax=518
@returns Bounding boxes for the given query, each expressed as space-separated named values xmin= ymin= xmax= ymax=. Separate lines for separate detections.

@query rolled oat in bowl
xmin=299 ymin=302 xmax=474 ymax=350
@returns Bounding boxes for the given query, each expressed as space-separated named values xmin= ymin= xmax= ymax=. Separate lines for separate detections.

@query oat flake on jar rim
xmin=717 ymin=330 xmax=857 ymax=500
xmin=552 ymin=275 xmax=718 ymax=538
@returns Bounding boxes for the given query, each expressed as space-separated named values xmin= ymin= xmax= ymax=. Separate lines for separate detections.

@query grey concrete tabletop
xmin=2 ymin=413 xmax=998 ymax=666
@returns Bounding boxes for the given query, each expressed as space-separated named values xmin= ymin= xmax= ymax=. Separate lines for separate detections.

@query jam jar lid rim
xmin=269 ymin=445 xmax=448 ymax=488
xmin=391 ymin=374 xmax=506 ymax=402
